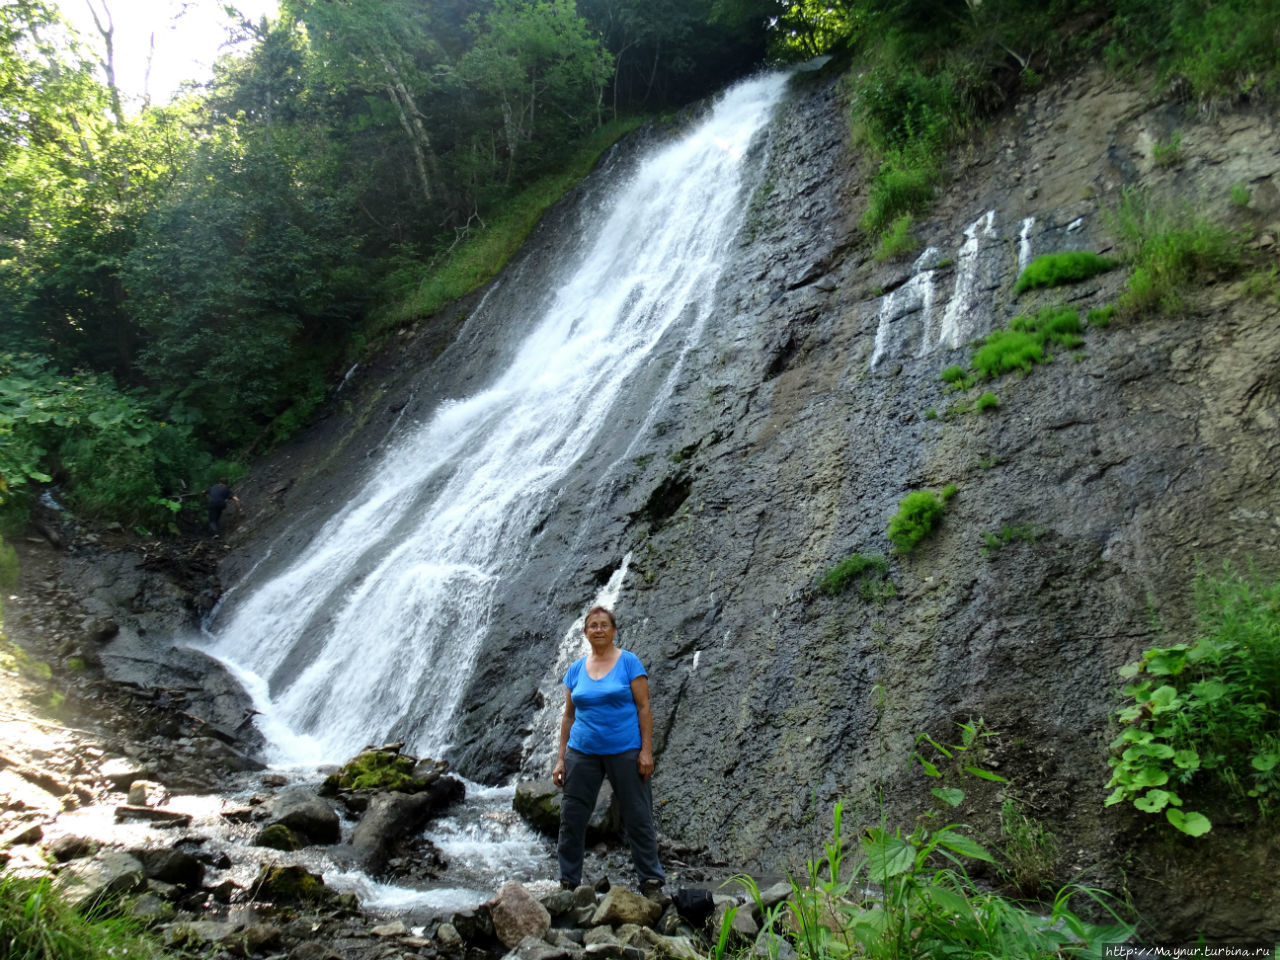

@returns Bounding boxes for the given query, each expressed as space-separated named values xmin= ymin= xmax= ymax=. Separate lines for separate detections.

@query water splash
xmin=204 ymin=74 xmax=790 ymax=766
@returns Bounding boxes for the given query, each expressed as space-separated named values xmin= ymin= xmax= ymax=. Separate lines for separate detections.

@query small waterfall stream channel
xmin=106 ymin=72 xmax=794 ymax=920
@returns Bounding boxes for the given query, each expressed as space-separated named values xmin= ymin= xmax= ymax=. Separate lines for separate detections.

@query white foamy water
xmin=203 ymin=74 xmax=790 ymax=765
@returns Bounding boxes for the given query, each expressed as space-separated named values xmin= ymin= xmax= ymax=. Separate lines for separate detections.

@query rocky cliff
xmin=195 ymin=63 xmax=1278 ymax=937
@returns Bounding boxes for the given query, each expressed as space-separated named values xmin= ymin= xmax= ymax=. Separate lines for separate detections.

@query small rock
xmin=591 ymin=888 xmax=662 ymax=928
xmin=437 ymin=923 xmax=463 ymax=948
xmin=502 ymin=934 xmax=570 ymax=960
xmin=372 ymin=920 xmax=408 ymax=937
xmin=48 ymin=834 xmax=97 ymax=862
xmin=127 ymin=780 xmax=169 ymax=807
xmin=490 ymin=881 xmax=551 ymax=948
xmin=1 ymin=822 xmax=44 ymax=847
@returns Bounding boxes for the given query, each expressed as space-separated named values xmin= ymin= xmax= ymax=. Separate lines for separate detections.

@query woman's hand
xmin=637 ymin=748 xmax=653 ymax=780
xmin=553 ymin=758 xmax=566 ymax=787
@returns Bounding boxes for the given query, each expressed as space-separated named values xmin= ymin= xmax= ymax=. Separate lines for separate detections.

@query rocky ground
xmin=1 ymin=517 xmax=738 ymax=960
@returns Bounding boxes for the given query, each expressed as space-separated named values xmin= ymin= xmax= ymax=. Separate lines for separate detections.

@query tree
xmin=457 ymin=0 xmax=614 ymax=180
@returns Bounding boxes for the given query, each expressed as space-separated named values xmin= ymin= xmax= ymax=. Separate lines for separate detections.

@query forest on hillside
xmin=1 ymin=0 xmax=1276 ymax=534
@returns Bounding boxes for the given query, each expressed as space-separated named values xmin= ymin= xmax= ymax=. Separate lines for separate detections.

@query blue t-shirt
xmin=565 ymin=649 xmax=647 ymax=755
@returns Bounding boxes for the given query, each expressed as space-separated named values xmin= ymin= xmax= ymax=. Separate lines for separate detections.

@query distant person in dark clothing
xmin=206 ymin=479 xmax=240 ymax=536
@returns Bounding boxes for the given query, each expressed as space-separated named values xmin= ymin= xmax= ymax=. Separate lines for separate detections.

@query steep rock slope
xmin=227 ymin=66 xmax=1280 ymax=935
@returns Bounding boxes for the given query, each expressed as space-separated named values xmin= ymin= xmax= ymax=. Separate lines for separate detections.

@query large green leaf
xmin=862 ymin=829 xmax=915 ymax=878
xmin=1166 ymin=809 xmax=1212 ymax=837
xmin=932 ymin=828 xmax=993 ymax=862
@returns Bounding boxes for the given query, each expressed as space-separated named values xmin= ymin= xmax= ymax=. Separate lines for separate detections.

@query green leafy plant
xmin=940 ymin=365 xmax=972 ymax=391
xmin=1230 ymin=183 xmax=1252 ymax=207
xmin=887 ymin=486 xmax=955 ymax=555
xmin=1013 ymin=251 xmax=1117 ymax=295
xmin=974 ymin=392 xmax=999 ymax=412
xmin=772 ymin=772 xmax=1131 ymax=960
xmin=817 ymin=553 xmax=896 ymax=602
xmin=1105 ymin=566 xmax=1280 ymax=836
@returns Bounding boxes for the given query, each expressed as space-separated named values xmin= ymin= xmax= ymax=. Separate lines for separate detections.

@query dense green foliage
xmin=740 ymin=723 xmax=1132 ymax=960
xmin=817 ymin=552 xmax=895 ymax=600
xmin=887 ymin=485 xmax=956 ymax=555
xmin=1106 ymin=566 xmax=1280 ymax=836
xmin=1013 ymin=251 xmax=1118 ymax=295
xmin=0 ymin=353 xmax=233 ymax=531
xmin=0 ymin=875 xmax=164 ymax=960
xmin=3 ymin=0 xmax=1278 ymax=532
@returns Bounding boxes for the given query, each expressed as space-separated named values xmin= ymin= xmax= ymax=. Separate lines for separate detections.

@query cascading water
xmin=205 ymin=73 xmax=791 ymax=769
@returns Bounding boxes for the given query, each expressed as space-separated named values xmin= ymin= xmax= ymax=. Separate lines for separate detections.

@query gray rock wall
xmin=217 ymin=65 xmax=1280 ymax=934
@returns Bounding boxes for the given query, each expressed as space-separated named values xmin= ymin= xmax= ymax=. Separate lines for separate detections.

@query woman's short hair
xmin=583 ymin=605 xmax=617 ymax=629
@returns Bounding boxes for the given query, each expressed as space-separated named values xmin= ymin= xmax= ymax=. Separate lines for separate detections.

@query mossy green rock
xmin=321 ymin=748 xmax=442 ymax=794
xmin=255 ymin=823 xmax=305 ymax=851
xmin=252 ymin=865 xmax=335 ymax=905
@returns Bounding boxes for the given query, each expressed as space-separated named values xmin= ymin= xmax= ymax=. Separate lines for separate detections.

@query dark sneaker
xmin=640 ymin=879 xmax=666 ymax=902
xmin=559 ymin=878 xmax=576 ymax=891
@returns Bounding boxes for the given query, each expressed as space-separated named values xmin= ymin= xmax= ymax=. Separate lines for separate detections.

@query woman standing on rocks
xmin=552 ymin=605 xmax=665 ymax=897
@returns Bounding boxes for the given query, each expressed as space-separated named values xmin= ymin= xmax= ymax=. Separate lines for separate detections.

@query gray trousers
xmin=557 ymin=747 xmax=664 ymax=887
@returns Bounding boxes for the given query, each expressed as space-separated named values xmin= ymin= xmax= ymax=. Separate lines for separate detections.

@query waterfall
xmin=205 ymin=73 xmax=790 ymax=767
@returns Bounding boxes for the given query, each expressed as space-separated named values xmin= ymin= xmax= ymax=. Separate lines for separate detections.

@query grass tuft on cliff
xmin=817 ymin=552 xmax=896 ymax=601
xmin=888 ymin=485 xmax=956 ymax=555
xmin=1108 ymin=188 xmax=1251 ymax=316
xmin=1014 ymin=251 xmax=1117 ymax=295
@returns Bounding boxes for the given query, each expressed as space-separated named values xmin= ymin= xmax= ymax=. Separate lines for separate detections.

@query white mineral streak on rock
xmin=868 ymin=246 xmax=939 ymax=368
xmin=939 ymin=210 xmax=997 ymax=349
xmin=1019 ymin=216 xmax=1036 ymax=270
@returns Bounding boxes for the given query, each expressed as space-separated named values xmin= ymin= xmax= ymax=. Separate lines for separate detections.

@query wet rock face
xmin=436 ymin=66 xmax=1280 ymax=936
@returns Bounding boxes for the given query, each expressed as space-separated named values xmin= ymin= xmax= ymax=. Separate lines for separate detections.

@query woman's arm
xmin=631 ymin=676 xmax=653 ymax=780
xmin=552 ymin=689 xmax=574 ymax=787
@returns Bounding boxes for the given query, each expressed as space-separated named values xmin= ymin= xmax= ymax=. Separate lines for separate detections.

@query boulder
xmin=591 ymin=888 xmax=662 ymax=928
xmin=490 ymin=881 xmax=552 ymax=949
xmin=437 ymin=922 xmax=463 ymax=948
xmin=99 ymin=757 xmax=149 ymax=791
xmin=513 ymin=779 xmax=619 ymax=842
xmin=635 ymin=928 xmax=702 ymax=960
xmin=349 ymin=776 xmax=463 ymax=873
xmin=130 ymin=847 xmax=206 ymax=888
xmin=255 ymin=823 xmax=306 ymax=851
xmin=263 ymin=789 xmax=341 ymax=844
xmin=165 ymin=921 xmax=244 ymax=948
xmin=54 ymin=851 xmax=146 ymax=909
xmin=712 ymin=901 xmax=759 ymax=941
xmin=250 ymin=864 xmax=337 ymax=906
xmin=48 ymin=834 xmax=98 ymax=862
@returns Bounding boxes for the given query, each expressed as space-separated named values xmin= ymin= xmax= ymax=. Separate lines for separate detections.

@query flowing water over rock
xmin=205 ymin=73 xmax=788 ymax=766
